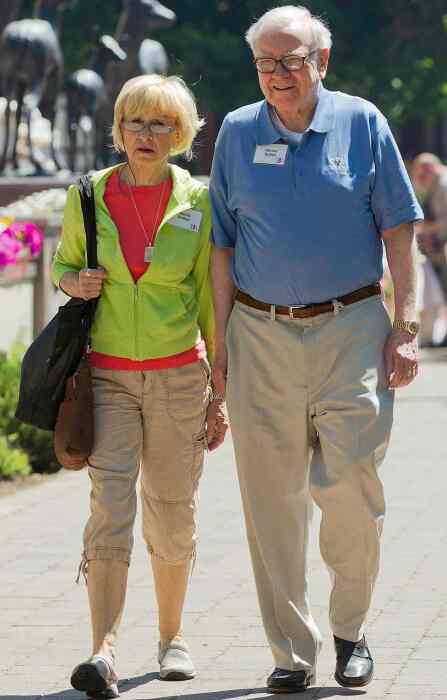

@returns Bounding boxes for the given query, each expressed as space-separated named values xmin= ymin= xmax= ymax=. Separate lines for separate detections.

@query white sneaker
xmin=158 ymin=638 xmax=195 ymax=680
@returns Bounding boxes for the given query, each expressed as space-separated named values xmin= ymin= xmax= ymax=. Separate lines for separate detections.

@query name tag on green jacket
xmin=170 ymin=209 xmax=203 ymax=233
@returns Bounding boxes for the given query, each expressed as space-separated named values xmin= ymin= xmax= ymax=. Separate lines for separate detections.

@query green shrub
xmin=0 ymin=345 xmax=60 ymax=477
xmin=0 ymin=435 xmax=31 ymax=479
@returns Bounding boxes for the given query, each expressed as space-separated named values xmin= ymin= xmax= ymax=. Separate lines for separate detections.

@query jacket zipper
xmin=134 ymin=283 xmax=138 ymax=360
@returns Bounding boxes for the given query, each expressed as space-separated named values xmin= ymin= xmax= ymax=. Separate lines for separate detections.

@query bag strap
xmin=77 ymin=175 xmax=98 ymax=341
xmin=77 ymin=175 xmax=98 ymax=269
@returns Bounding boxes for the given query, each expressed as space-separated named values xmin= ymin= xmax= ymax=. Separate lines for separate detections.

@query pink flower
xmin=0 ymin=232 xmax=22 ymax=266
xmin=0 ymin=222 xmax=44 ymax=266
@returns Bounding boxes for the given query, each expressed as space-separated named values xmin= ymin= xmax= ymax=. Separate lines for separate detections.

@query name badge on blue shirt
xmin=253 ymin=144 xmax=288 ymax=166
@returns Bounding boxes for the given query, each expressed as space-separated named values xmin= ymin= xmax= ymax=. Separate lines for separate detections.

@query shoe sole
xmin=71 ymin=663 xmax=108 ymax=693
xmin=334 ymin=669 xmax=374 ymax=688
xmin=160 ymin=670 xmax=196 ymax=681
xmin=267 ymin=674 xmax=314 ymax=693
xmin=71 ymin=662 xmax=120 ymax=698
xmin=267 ymin=687 xmax=308 ymax=694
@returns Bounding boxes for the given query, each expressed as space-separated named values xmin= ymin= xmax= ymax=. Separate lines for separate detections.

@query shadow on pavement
xmin=119 ymin=670 xmax=159 ymax=691
xmin=0 ymin=694 xmax=80 ymax=700
xmin=312 ymin=688 xmax=366 ymax=698
xmin=0 ymin=681 xmax=367 ymax=700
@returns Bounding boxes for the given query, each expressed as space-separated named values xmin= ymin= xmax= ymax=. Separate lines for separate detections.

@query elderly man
xmin=209 ymin=5 xmax=422 ymax=693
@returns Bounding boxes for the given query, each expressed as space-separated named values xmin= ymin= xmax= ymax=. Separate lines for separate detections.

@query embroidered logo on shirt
xmin=328 ymin=156 xmax=348 ymax=174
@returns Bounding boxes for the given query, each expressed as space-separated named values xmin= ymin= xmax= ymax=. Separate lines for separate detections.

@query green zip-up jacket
xmin=52 ymin=164 xmax=215 ymax=362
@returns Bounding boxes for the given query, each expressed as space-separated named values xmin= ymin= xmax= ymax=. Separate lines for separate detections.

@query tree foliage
xmin=160 ymin=0 xmax=447 ymax=124
xmin=18 ymin=0 xmax=447 ymax=124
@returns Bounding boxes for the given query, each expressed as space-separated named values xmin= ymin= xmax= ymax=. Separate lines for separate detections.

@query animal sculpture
xmin=0 ymin=0 xmax=74 ymax=173
xmin=66 ymin=35 xmax=126 ymax=172
xmin=106 ymin=0 xmax=176 ymax=107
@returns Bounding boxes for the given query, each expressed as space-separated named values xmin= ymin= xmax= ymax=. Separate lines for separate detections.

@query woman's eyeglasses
xmin=121 ymin=120 xmax=175 ymax=135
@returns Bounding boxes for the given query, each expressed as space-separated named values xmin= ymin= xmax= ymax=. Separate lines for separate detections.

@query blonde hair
xmin=112 ymin=74 xmax=205 ymax=161
xmin=246 ymin=5 xmax=332 ymax=54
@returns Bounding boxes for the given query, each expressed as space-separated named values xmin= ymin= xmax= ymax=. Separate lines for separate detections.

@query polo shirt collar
xmin=309 ymin=85 xmax=335 ymax=133
xmin=256 ymin=83 xmax=335 ymax=144
xmin=256 ymin=100 xmax=282 ymax=145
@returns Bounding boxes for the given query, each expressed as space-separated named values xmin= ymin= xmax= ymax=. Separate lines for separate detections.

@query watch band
xmin=393 ymin=319 xmax=419 ymax=335
xmin=211 ymin=391 xmax=226 ymax=403
xmin=210 ymin=386 xmax=226 ymax=402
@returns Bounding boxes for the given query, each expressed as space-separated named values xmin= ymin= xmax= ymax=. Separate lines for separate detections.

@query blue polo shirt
xmin=210 ymin=86 xmax=423 ymax=305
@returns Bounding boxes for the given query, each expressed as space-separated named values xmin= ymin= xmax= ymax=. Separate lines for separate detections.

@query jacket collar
xmin=256 ymin=84 xmax=335 ymax=143
xmin=92 ymin=162 xmax=201 ymax=224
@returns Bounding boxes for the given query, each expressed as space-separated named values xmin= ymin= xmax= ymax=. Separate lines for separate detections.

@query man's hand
xmin=384 ymin=329 xmax=418 ymax=389
xmin=206 ymin=398 xmax=228 ymax=451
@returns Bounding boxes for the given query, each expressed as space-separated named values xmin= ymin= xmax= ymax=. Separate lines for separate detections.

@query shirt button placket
xmin=294 ymin=149 xmax=301 ymax=194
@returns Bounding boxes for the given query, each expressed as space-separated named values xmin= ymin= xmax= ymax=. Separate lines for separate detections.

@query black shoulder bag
xmin=15 ymin=175 xmax=98 ymax=441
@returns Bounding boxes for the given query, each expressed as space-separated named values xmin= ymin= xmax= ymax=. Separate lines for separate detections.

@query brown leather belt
xmin=235 ymin=283 xmax=382 ymax=319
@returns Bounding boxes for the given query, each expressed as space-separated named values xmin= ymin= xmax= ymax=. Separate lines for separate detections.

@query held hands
xmin=206 ymin=398 xmax=228 ymax=451
xmin=78 ymin=268 xmax=107 ymax=300
xmin=211 ymin=344 xmax=228 ymax=398
xmin=206 ymin=345 xmax=229 ymax=451
xmin=384 ymin=329 xmax=418 ymax=389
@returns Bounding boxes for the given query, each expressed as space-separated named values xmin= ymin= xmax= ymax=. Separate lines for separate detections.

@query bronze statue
xmin=0 ymin=0 xmax=75 ymax=174
xmin=66 ymin=34 xmax=126 ymax=172
xmin=0 ymin=0 xmax=177 ymax=174
xmin=106 ymin=0 xmax=176 ymax=108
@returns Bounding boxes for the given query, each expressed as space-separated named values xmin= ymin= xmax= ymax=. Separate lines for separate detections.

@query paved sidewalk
xmin=1 ymin=350 xmax=446 ymax=700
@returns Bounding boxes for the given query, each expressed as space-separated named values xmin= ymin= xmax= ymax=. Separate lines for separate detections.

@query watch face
xmin=409 ymin=322 xmax=419 ymax=334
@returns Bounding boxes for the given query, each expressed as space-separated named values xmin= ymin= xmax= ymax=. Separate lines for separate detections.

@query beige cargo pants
xmin=226 ymin=295 xmax=394 ymax=673
xmin=83 ymin=361 xmax=210 ymax=566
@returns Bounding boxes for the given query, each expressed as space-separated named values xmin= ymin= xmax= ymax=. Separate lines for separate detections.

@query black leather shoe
xmin=334 ymin=635 xmax=374 ymax=687
xmin=267 ymin=667 xmax=314 ymax=693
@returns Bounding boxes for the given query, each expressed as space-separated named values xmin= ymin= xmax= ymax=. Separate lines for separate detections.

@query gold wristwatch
xmin=393 ymin=320 xmax=420 ymax=336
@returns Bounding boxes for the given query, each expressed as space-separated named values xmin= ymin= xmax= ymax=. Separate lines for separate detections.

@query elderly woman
xmin=52 ymin=74 xmax=226 ymax=699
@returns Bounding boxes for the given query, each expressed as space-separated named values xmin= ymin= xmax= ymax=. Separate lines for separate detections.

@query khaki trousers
xmin=83 ymin=361 xmax=209 ymax=565
xmin=226 ymin=295 xmax=394 ymax=672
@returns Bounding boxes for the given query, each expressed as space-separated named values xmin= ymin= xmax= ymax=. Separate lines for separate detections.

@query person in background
xmin=412 ymin=153 xmax=447 ymax=345
xmin=210 ymin=5 xmax=422 ymax=693
xmin=52 ymin=74 xmax=226 ymax=699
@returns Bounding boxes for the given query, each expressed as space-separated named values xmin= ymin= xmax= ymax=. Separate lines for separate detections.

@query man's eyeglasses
xmin=254 ymin=50 xmax=318 ymax=74
xmin=121 ymin=119 xmax=175 ymax=135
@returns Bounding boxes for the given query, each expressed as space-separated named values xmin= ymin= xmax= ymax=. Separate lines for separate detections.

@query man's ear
xmin=318 ymin=48 xmax=330 ymax=78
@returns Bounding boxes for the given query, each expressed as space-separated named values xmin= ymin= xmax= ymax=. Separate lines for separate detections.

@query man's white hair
xmin=245 ymin=5 xmax=332 ymax=54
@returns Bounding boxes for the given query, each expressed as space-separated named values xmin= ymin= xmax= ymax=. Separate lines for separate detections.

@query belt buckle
xmin=332 ymin=299 xmax=345 ymax=315
xmin=288 ymin=305 xmax=306 ymax=319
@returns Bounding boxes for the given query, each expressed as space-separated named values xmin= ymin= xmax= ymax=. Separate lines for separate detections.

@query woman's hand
xmin=78 ymin=268 xmax=107 ymax=300
xmin=206 ymin=345 xmax=229 ymax=450
xmin=60 ymin=268 xmax=107 ymax=299
xmin=206 ymin=398 xmax=228 ymax=451
xmin=211 ymin=344 xmax=228 ymax=397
